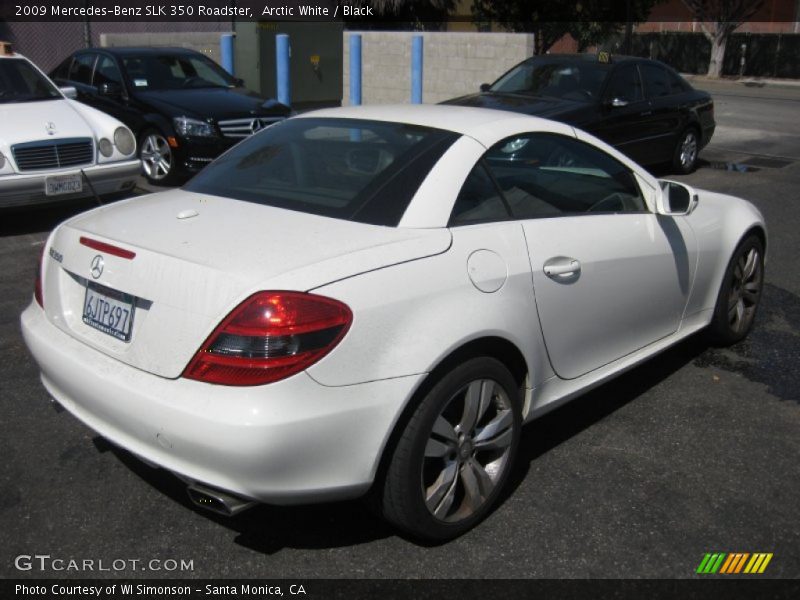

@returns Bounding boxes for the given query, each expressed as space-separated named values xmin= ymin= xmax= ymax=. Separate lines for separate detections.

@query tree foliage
xmin=471 ymin=0 xmax=663 ymax=54
xmin=341 ymin=0 xmax=456 ymax=30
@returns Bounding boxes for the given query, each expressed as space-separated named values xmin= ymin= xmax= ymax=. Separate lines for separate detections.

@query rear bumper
xmin=0 ymin=160 xmax=140 ymax=209
xmin=21 ymin=302 xmax=422 ymax=504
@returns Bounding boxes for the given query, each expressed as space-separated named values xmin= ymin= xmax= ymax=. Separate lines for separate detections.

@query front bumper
xmin=0 ymin=160 xmax=140 ymax=209
xmin=21 ymin=302 xmax=422 ymax=504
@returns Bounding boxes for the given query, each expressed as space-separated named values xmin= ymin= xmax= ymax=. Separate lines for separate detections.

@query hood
xmin=442 ymin=92 xmax=588 ymax=123
xmin=134 ymin=87 xmax=290 ymax=121
xmin=0 ymin=99 xmax=93 ymax=149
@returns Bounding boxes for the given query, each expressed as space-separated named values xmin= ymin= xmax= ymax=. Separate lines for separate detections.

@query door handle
xmin=543 ymin=257 xmax=581 ymax=278
xmin=640 ymin=110 xmax=653 ymax=116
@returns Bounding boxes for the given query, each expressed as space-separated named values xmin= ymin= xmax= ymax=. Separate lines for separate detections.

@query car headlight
xmin=173 ymin=117 xmax=216 ymax=138
xmin=114 ymin=127 xmax=136 ymax=156
xmin=98 ymin=138 xmax=114 ymax=157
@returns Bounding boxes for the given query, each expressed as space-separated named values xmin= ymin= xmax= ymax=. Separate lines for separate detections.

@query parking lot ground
xmin=1 ymin=79 xmax=799 ymax=581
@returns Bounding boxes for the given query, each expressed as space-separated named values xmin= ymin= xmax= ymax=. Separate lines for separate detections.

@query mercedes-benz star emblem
xmin=90 ymin=255 xmax=104 ymax=279
xmin=249 ymin=119 xmax=264 ymax=135
xmin=45 ymin=122 xmax=57 ymax=136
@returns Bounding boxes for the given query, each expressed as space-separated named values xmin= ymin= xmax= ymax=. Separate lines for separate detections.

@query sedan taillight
xmin=34 ymin=247 xmax=44 ymax=308
xmin=183 ymin=291 xmax=352 ymax=386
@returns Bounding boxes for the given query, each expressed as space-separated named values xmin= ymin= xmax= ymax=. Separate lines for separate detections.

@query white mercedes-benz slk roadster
xmin=21 ymin=104 xmax=765 ymax=541
xmin=0 ymin=43 xmax=139 ymax=209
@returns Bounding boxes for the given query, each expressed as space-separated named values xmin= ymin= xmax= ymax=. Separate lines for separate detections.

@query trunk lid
xmin=42 ymin=190 xmax=451 ymax=378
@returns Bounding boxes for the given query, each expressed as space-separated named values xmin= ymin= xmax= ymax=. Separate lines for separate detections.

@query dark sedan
xmin=51 ymin=47 xmax=290 ymax=184
xmin=442 ymin=54 xmax=715 ymax=174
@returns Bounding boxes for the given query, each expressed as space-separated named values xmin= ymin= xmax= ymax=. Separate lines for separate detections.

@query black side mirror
xmin=479 ymin=83 xmax=491 ymax=93
xmin=98 ymin=82 xmax=123 ymax=97
xmin=233 ymin=77 xmax=245 ymax=87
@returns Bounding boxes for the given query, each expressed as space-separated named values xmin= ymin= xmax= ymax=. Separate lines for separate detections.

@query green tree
xmin=471 ymin=0 xmax=662 ymax=55
xmin=682 ymin=0 xmax=765 ymax=77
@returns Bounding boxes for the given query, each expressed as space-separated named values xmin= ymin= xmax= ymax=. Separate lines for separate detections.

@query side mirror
xmin=233 ymin=77 xmax=245 ymax=87
xmin=610 ymin=97 xmax=629 ymax=108
xmin=98 ymin=82 xmax=123 ymax=97
xmin=59 ymin=86 xmax=78 ymax=99
xmin=657 ymin=180 xmax=699 ymax=215
xmin=479 ymin=83 xmax=491 ymax=93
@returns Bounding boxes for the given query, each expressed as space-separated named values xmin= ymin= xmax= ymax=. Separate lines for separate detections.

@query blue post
xmin=220 ymin=33 xmax=235 ymax=75
xmin=276 ymin=34 xmax=291 ymax=107
xmin=411 ymin=35 xmax=423 ymax=104
xmin=349 ymin=34 xmax=362 ymax=106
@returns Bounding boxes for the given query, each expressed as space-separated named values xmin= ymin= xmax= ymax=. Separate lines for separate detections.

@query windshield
xmin=490 ymin=59 xmax=610 ymax=102
xmin=184 ymin=118 xmax=459 ymax=226
xmin=121 ymin=54 xmax=236 ymax=90
xmin=0 ymin=58 xmax=61 ymax=103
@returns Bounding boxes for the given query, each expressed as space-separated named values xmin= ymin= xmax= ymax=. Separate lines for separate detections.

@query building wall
xmin=342 ymin=31 xmax=535 ymax=105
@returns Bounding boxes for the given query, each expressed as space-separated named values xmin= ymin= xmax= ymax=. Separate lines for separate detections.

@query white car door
xmin=481 ymin=132 xmax=695 ymax=380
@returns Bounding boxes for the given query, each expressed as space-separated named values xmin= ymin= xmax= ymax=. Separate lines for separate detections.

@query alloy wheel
xmin=679 ymin=130 xmax=698 ymax=171
xmin=140 ymin=133 xmax=173 ymax=181
xmin=727 ymin=247 xmax=762 ymax=334
xmin=422 ymin=378 xmax=515 ymax=523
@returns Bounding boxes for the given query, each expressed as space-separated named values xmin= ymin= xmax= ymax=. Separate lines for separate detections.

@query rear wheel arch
xmin=368 ymin=336 xmax=529 ymax=498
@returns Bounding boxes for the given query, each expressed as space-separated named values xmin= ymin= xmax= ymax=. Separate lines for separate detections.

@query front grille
xmin=12 ymin=138 xmax=94 ymax=171
xmin=218 ymin=117 xmax=284 ymax=139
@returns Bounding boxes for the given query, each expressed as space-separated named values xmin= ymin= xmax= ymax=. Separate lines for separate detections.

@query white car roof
xmin=299 ymin=104 xmax=576 ymax=148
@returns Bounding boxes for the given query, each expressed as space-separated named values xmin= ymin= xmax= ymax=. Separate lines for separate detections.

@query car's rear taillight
xmin=34 ymin=246 xmax=44 ymax=308
xmin=183 ymin=291 xmax=352 ymax=386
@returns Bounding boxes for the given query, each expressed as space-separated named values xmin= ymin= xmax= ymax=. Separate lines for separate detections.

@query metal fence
xmin=619 ymin=31 xmax=800 ymax=78
xmin=4 ymin=21 xmax=233 ymax=73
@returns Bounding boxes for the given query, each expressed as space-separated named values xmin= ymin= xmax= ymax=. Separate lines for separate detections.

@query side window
xmin=641 ymin=64 xmax=671 ymax=98
xmin=483 ymin=133 xmax=646 ymax=218
xmin=604 ymin=65 xmax=643 ymax=104
xmin=68 ymin=53 xmax=96 ymax=86
xmin=93 ymin=55 xmax=122 ymax=87
xmin=667 ymin=69 xmax=689 ymax=94
xmin=449 ymin=162 xmax=511 ymax=226
xmin=51 ymin=57 xmax=73 ymax=80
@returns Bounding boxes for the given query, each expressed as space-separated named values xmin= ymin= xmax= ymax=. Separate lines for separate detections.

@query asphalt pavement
xmin=1 ymin=78 xmax=799 ymax=581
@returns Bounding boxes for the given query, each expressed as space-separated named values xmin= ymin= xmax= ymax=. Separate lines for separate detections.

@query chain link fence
xmin=4 ymin=21 xmax=233 ymax=73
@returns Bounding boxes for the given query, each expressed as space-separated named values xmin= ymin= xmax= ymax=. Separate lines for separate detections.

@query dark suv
xmin=51 ymin=47 xmax=290 ymax=184
xmin=443 ymin=54 xmax=715 ymax=174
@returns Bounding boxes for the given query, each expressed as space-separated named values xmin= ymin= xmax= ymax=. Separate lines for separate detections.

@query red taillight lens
xmin=34 ymin=246 xmax=44 ymax=308
xmin=183 ymin=291 xmax=352 ymax=386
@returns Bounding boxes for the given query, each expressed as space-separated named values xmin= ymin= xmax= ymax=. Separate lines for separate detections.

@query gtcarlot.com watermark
xmin=14 ymin=554 xmax=194 ymax=573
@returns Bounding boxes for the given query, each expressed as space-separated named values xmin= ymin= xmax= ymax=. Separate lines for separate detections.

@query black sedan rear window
xmin=184 ymin=118 xmax=459 ymax=226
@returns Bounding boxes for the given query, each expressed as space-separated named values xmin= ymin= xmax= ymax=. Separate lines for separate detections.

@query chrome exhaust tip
xmin=187 ymin=484 xmax=257 ymax=517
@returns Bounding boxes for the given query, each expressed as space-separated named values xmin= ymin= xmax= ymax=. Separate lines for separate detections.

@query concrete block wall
xmin=343 ymin=31 xmax=535 ymax=105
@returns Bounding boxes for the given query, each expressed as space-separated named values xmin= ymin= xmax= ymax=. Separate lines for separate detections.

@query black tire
xmin=380 ymin=357 xmax=521 ymax=541
xmin=707 ymin=234 xmax=765 ymax=346
xmin=672 ymin=127 xmax=700 ymax=174
xmin=138 ymin=128 xmax=178 ymax=186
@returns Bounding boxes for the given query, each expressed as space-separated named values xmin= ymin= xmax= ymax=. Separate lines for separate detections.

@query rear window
xmin=184 ymin=118 xmax=459 ymax=226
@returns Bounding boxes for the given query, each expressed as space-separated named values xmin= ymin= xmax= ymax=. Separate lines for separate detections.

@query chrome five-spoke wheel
xmin=140 ymin=130 xmax=174 ymax=183
xmin=380 ymin=357 xmax=521 ymax=541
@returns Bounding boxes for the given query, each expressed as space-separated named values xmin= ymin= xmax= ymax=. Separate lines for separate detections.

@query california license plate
xmin=45 ymin=173 xmax=83 ymax=196
xmin=82 ymin=283 xmax=135 ymax=342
